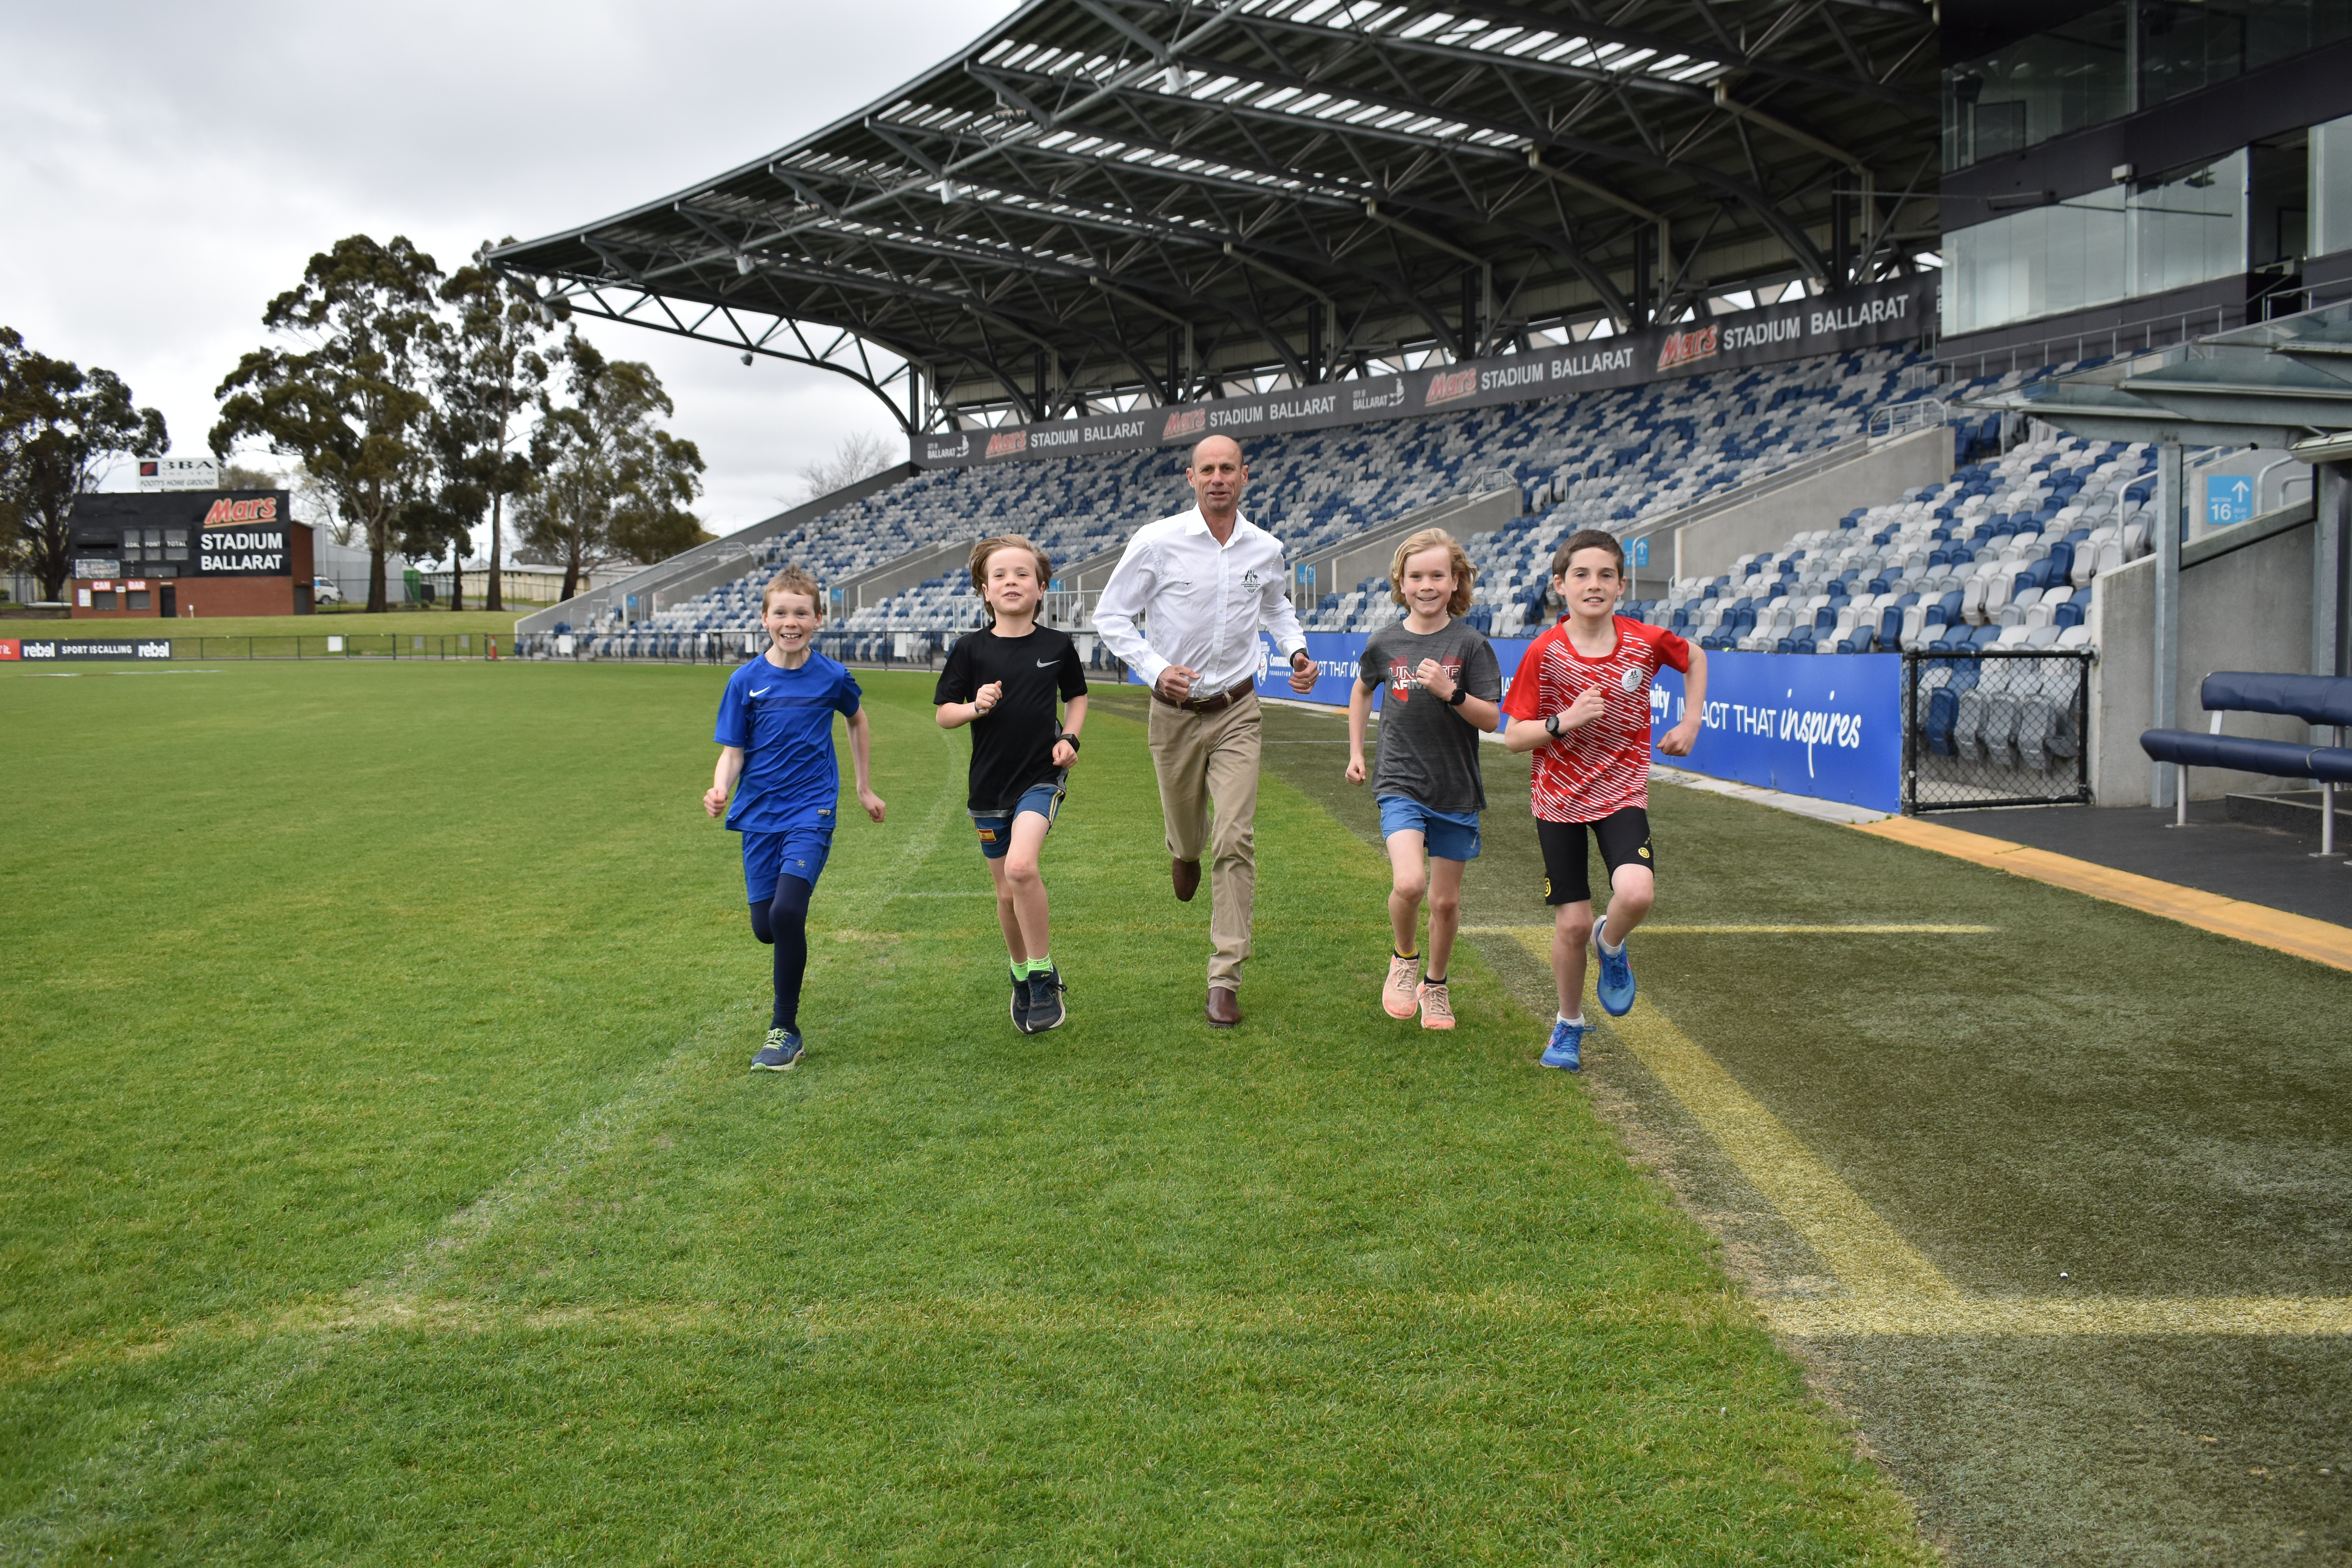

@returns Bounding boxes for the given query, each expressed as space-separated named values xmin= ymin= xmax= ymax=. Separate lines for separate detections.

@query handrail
xmin=1869 ymin=397 xmax=1947 ymax=440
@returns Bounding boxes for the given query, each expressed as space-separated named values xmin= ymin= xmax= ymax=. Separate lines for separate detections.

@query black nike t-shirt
xmin=934 ymin=623 xmax=1090 ymax=814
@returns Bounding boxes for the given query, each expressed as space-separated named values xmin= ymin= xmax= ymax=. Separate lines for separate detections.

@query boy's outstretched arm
xmin=1344 ymin=677 xmax=1376 ymax=783
xmin=846 ymin=710 xmax=887 ymax=822
xmin=1658 ymin=647 xmax=1706 ymax=757
xmin=705 ymin=746 xmax=744 ymax=818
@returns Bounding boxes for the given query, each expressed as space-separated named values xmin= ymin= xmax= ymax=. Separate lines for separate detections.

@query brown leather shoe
xmin=1206 ymin=986 xmax=1241 ymax=1027
xmin=1172 ymin=857 xmax=1201 ymax=902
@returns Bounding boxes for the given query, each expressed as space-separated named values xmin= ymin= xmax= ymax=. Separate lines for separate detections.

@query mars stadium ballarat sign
xmin=914 ymin=276 xmax=1933 ymax=470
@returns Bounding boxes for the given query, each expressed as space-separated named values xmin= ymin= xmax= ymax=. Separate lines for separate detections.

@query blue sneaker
xmin=1541 ymin=1018 xmax=1587 ymax=1071
xmin=1592 ymin=914 xmax=1636 ymax=1018
xmin=752 ymin=1028 xmax=803 ymax=1071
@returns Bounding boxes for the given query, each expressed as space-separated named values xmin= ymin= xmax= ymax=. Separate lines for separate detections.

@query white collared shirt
xmin=1093 ymin=505 xmax=1307 ymax=694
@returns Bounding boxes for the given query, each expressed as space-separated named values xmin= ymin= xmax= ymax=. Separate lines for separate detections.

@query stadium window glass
xmin=1943 ymin=2 xmax=2352 ymax=170
xmin=2313 ymin=113 xmax=2352 ymax=256
xmin=126 ymin=590 xmax=151 ymax=610
xmin=2132 ymin=151 xmax=2249 ymax=295
xmin=1942 ymin=188 xmax=2128 ymax=336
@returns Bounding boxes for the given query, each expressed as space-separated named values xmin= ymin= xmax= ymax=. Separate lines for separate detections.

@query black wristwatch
xmin=1446 ymin=685 xmax=1470 ymax=707
xmin=1056 ymin=730 xmax=1082 ymax=751
xmin=1544 ymin=712 xmax=1564 ymax=737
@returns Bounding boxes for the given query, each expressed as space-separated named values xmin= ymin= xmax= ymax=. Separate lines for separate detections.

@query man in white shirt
xmin=1094 ymin=435 xmax=1317 ymax=1027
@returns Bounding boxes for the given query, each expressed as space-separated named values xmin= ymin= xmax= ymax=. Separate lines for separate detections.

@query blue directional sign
xmin=2205 ymin=474 xmax=2254 ymax=527
xmin=1632 ymin=537 xmax=1651 ymax=568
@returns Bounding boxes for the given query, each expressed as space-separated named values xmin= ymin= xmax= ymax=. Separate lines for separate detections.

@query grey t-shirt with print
xmin=1363 ymin=617 xmax=1503 ymax=813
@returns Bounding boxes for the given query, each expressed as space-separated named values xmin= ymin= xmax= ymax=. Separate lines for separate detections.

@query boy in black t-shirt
xmin=935 ymin=534 xmax=1090 ymax=1033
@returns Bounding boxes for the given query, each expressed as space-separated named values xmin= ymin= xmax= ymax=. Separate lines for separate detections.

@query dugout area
xmin=3 ymin=661 xmax=2346 ymax=1563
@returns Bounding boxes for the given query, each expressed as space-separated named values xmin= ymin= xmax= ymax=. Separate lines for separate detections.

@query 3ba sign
xmin=199 ymin=495 xmax=287 ymax=575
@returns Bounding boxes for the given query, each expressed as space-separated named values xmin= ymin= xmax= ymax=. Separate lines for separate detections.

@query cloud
xmin=0 ymin=0 xmax=1018 ymax=535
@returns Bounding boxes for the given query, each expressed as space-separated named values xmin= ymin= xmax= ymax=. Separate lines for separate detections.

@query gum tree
xmin=0 ymin=327 xmax=169 ymax=601
xmin=211 ymin=235 xmax=443 ymax=613
xmin=436 ymin=246 xmax=559 ymax=612
xmin=517 ymin=335 xmax=706 ymax=604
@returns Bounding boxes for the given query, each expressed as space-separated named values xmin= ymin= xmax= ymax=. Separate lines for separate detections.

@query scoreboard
xmin=66 ymin=490 xmax=314 ymax=619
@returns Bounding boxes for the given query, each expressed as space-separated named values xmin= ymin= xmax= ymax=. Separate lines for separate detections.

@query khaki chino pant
xmin=1146 ymin=691 xmax=1262 ymax=991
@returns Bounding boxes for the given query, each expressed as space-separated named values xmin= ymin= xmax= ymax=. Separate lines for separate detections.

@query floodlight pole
xmin=2152 ymin=439 xmax=2183 ymax=809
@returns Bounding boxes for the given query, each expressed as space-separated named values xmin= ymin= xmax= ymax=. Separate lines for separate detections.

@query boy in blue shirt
xmin=703 ymin=566 xmax=886 ymax=1069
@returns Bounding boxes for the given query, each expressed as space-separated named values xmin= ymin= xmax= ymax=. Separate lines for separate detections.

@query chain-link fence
xmin=1903 ymin=650 xmax=2093 ymax=812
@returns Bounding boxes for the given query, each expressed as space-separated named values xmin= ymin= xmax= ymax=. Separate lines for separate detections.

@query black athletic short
xmin=1535 ymin=807 xmax=1655 ymax=906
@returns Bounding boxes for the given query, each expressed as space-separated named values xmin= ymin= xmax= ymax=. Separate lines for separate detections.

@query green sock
xmin=1025 ymin=953 xmax=1053 ymax=976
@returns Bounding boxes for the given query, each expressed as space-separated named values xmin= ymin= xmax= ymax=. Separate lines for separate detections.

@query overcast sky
xmin=0 ymin=0 xmax=1020 ymax=539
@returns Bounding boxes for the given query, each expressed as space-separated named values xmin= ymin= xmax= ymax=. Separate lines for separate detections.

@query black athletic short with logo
xmin=1535 ymin=806 xmax=1654 ymax=906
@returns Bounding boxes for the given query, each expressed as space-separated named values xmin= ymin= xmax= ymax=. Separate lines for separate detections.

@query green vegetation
xmin=1 ymin=664 xmax=1927 ymax=1563
xmin=0 ymin=609 xmax=528 ymax=645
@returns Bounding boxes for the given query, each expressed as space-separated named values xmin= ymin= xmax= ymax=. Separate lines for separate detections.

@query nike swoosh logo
xmin=750 ymin=687 xmax=771 ymax=696
xmin=1036 ymin=660 xmax=1057 ymax=668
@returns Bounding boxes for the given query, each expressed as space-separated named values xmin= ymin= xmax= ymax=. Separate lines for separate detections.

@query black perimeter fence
xmin=1904 ymin=650 xmax=2093 ymax=813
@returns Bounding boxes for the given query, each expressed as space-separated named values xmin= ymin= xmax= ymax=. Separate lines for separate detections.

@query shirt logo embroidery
xmin=1035 ymin=659 xmax=1057 ymax=668
xmin=1243 ymin=570 xmax=1260 ymax=591
xmin=750 ymin=686 xmax=772 ymax=696
xmin=1619 ymin=667 xmax=1642 ymax=693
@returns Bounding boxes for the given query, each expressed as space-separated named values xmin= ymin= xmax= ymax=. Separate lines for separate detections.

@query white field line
xmin=1465 ymin=923 xmax=2000 ymax=936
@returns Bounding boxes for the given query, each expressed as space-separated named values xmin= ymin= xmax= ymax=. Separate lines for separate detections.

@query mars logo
xmin=202 ymin=496 xmax=278 ymax=526
xmin=984 ymin=430 xmax=1027 ymax=459
xmin=1162 ymin=408 xmax=1207 ymax=441
xmin=1425 ymin=367 xmax=1479 ymax=406
xmin=1655 ymin=324 xmax=1720 ymax=372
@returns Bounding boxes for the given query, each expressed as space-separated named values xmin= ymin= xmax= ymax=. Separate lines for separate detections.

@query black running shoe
xmin=1024 ymin=967 xmax=1067 ymax=1033
xmin=1009 ymin=964 xmax=1031 ymax=1032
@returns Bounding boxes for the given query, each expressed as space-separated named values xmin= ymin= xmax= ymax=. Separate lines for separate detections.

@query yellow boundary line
xmin=1466 ymin=923 xmax=1998 ymax=936
xmin=1854 ymin=816 xmax=2352 ymax=973
xmin=1489 ymin=929 xmax=2351 ymax=1338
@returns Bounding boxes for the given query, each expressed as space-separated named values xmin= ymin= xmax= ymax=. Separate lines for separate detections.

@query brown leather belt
xmin=1152 ymin=677 xmax=1256 ymax=714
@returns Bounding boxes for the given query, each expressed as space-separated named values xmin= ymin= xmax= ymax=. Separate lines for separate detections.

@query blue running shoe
xmin=1541 ymin=1018 xmax=1587 ymax=1071
xmin=1009 ymin=965 xmax=1031 ymax=1033
xmin=752 ymin=1028 xmax=803 ymax=1071
xmin=1592 ymin=914 xmax=1636 ymax=1018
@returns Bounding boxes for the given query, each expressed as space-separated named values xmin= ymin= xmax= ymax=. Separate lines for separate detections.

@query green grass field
xmin=2 ymin=662 xmax=1932 ymax=1563
xmin=0 ymin=610 xmax=528 ymax=644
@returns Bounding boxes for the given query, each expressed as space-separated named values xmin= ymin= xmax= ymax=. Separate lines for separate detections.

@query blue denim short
xmin=972 ymin=779 xmax=1066 ymax=860
xmin=1376 ymin=794 xmax=1481 ymax=861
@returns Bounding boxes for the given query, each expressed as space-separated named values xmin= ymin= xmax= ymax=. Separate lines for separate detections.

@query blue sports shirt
xmin=713 ymin=653 xmax=862 ymax=833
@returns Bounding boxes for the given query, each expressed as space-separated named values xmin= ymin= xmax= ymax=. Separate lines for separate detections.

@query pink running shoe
xmin=1417 ymin=979 xmax=1455 ymax=1031
xmin=1382 ymin=953 xmax=1420 ymax=1019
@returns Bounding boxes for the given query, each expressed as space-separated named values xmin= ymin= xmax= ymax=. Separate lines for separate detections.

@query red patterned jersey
xmin=1501 ymin=616 xmax=1691 ymax=822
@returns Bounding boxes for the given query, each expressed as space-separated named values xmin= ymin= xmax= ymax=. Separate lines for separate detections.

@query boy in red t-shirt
xmin=1499 ymin=530 xmax=1707 ymax=1070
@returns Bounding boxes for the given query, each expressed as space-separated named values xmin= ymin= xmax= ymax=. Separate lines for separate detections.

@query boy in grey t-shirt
xmin=1346 ymin=529 xmax=1504 ymax=1030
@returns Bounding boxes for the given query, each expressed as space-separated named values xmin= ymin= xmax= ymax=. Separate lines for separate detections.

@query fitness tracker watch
xmin=1446 ymin=684 xmax=1470 ymax=707
xmin=1544 ymin=711 xmax=1564 ymax=737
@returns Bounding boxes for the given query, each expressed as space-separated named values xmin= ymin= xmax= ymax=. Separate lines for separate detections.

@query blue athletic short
xmin=742 ymin=822 xmax=833 ymax=903
xmin=972 ymin=779 xmax=1066 ymax=860
xmin=1376 ymin=794 xmax=1482 ymax=862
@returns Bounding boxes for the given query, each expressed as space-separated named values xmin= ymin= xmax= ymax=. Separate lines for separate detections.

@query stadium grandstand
xmin=488 ymin=0 xmax=2348 ymax=817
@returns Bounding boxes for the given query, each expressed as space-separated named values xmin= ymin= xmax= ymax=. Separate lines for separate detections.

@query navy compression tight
xmin=747 ymin=874 xmax=813 ymax=1033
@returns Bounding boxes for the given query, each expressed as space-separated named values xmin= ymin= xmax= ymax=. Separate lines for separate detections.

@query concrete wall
xmin=2087 ymin=517 xmax=2316 ymax=803
xmin=1671 ymin=425 xmax=1956 ymax=583
xmin=834 ymin=536 xmax=976 ymax=612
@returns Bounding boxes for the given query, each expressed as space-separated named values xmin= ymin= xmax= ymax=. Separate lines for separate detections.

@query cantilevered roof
xmin=489 ymin=0 xmax=1937 ymax=431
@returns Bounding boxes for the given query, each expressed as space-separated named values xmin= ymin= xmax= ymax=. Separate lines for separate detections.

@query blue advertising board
xmin=1129 ymin=636 xmax=1901 ymax=813
xmin=1647 ymin=650 xmax=1902 ymax=811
